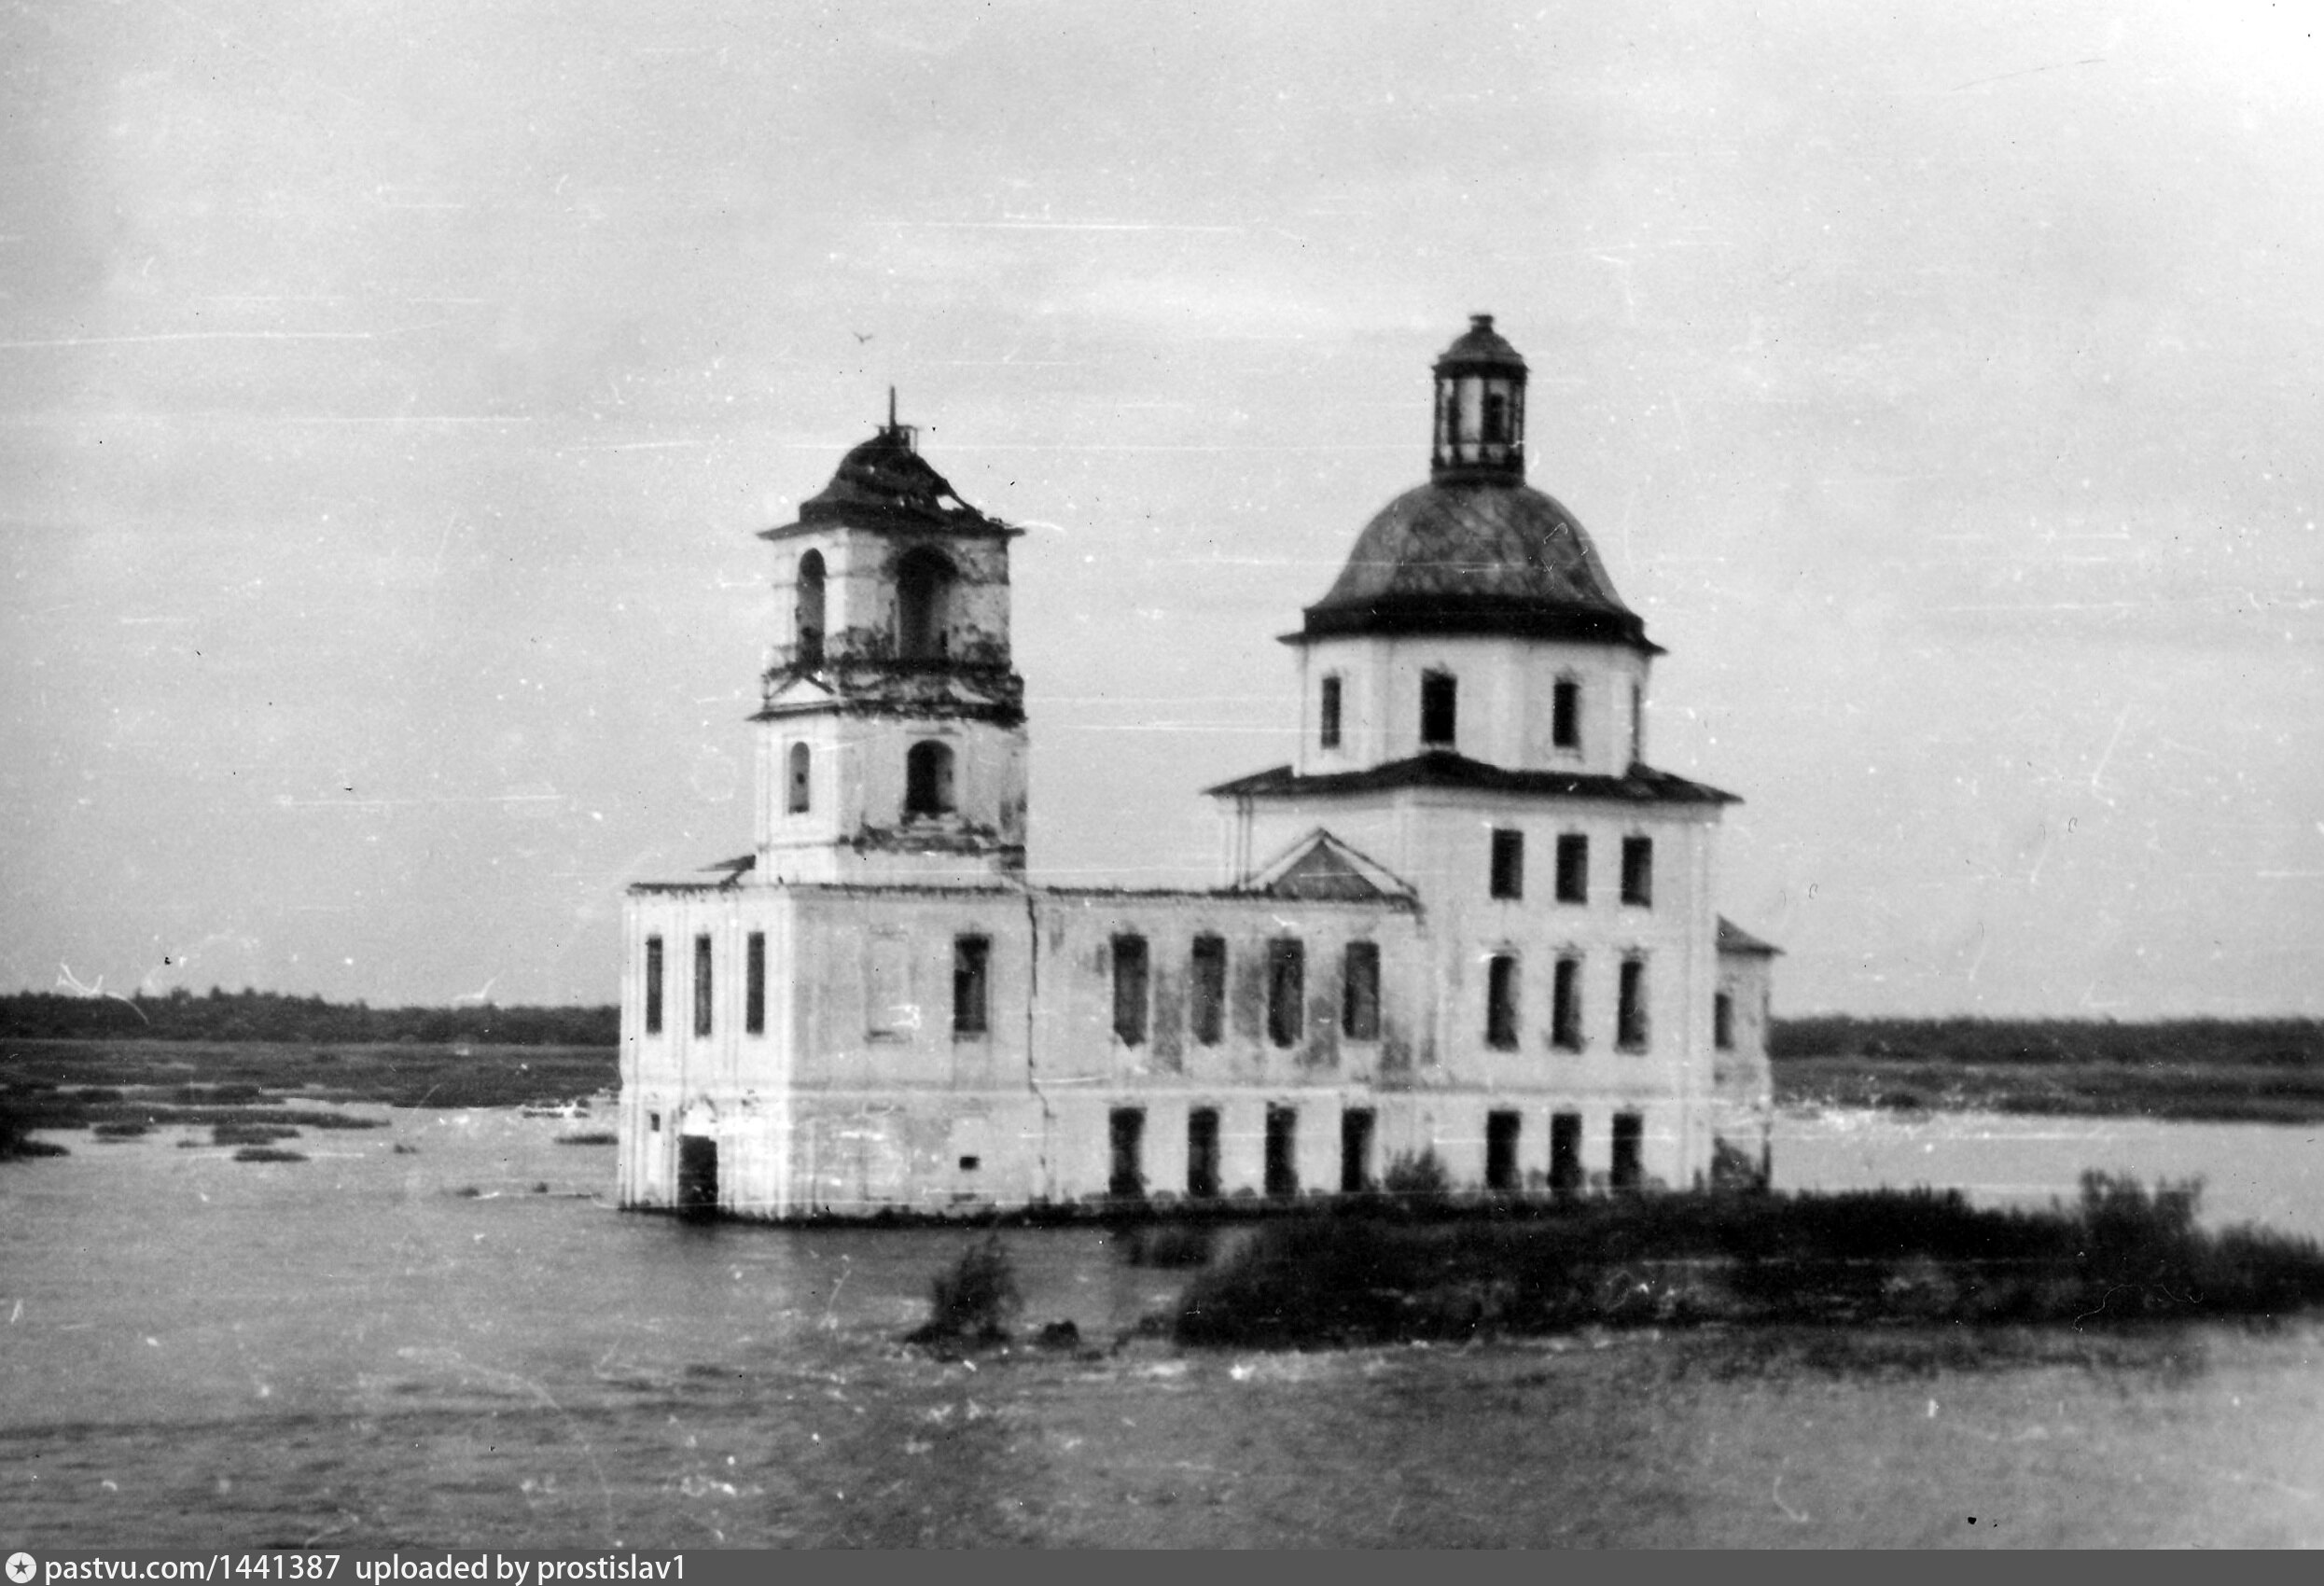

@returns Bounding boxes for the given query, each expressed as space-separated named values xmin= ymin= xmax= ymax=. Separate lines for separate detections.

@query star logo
xmin=7 ymin=1551 xmax=36 ymax=1584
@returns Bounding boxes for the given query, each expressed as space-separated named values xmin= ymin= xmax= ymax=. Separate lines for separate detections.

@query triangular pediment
xmin=762 ymin=673 xmax=838 ymax=709
xmin=1247 ymin=829 xmax=1413 ymax=901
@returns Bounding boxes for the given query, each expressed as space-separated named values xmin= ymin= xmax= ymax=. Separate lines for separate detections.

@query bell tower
xmin=751 ymin=399 xmax=1028 ymax=885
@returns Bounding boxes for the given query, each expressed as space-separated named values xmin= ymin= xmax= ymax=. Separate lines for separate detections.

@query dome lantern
xmin=1431 ymin=313 xmax=1527 ymax=480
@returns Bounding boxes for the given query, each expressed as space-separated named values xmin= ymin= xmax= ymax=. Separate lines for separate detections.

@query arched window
xmin=895 ymin=547 xmax=953 ymax=661
xmin=795 ymin=550 xmax=826 ymax=668
xmin=786 ymin=743 xmax=811 ymax=814
xmin=904 ymin=740 xmax=956 ymax=816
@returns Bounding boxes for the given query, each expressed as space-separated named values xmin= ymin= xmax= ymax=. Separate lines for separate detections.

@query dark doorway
xmin=1108 ymin=1107 xmax=1146 ymax=1199
xmin=1264 ymin=1106 xmax=1299 ymax=1198
xmin=1611 ymin=1112 xmax=1644 ymax=1192
xmin=1485 ymin=1111 xmax=1521 ymax=1192
xmin=1340 ymin=1107 xmax=1375 ymax=1193
xmin=1186 ymin=1107 xmax=1220 ymax=1200
xmin=677 ymin=1135 xmax=718 ymax=1218
xmin=1550 ymin=1112 xmax=1583 ymax=1199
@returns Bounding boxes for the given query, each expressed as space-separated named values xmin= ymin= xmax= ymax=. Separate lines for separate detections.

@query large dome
xmin=1298 ymin=478 xmax=1655 ymax=650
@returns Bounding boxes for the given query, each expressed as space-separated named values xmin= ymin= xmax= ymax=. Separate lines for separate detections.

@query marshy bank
xmin=1158 ymin=1176 xmax=2324 ymax=1348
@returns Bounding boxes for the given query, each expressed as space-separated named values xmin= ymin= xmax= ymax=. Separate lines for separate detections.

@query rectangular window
xmin=1611 ymin=1112 xmax=1644 ymax=1191
xmin=644 ymin=936 xmax=663 ymax=1035
xmin=1621 ymin=837 xmax=1653 ymax=907
xmin=1489 ymin=828 xmax=1524 ymax=899
xmin=867 ymin=935 xmax=912 ymax=1036
xmin=1552 ymin=678 xmax=1579 ymax=749
xmin=1108 ymin=1107 xmax=1146 ymax=1199
xmin=1341 ymin=941 xmax=1381 ymax=1041
xmin=1552 ymin=957 xmax=1583 ymax=1051
xmin=1485 ymin=953 xmax=1521 ymax=1050
xmin=1319 ymin=675 xmax=1342 ymax=750
xmin=1264 ymin=1106 xmax=1299 ymax=1198
xmin=692 ymin=934 xmax=713 ymax=1037
xmin=1550 ymin=1112 xmax=1583 ymax=1197
xmin=1187 ymin=1107 xmax=1221 ymax=1200
xmin=953 ymin=935 xmax=990 ymax=1037
xmin=1556 ymin=833 xmax=1589 ymax=904
xmin=1631 ymin=681 xmax=1645 ymax=763
xmin=1714 ymin=991 xmax=1734 ymax=1051
xmin=1420 ymin=670 xmax=1457 ymax=747
xmin=1485 ymin=1110 xmax=1521 ymax=1192
xmin=1189 ymin=935 xmax=1227 ymax=1046
xmin=745 ymin=932 xmax=767 ymax=1035
xmin=1111 ymin=934 xmax=1149 ymax=1047
xmin=786 ymin=743 xmax=811 ymax=814
xmin=1266 ymin=939 xmax=1305 ymax=1048
xmin=1340 ymin=1107 xmax=1375 ymax=1193
xmin=1618 ymin=958 xmax=1649 ymax=1051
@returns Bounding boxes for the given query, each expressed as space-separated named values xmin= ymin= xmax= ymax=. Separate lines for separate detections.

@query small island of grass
xmin=1164 ymin=1175 xmax=2324 ymax=1348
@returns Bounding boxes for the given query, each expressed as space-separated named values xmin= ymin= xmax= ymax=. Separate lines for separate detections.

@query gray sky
xmin=6 ymin=1 xmax=2322 ymax=1017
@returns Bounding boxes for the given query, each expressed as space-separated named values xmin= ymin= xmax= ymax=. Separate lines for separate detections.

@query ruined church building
xmin=618 ymin=317 xmax=1777 ymax=1217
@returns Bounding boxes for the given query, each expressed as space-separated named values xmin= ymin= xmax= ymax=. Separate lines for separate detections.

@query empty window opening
xmin=1341 ymin=1107 xmax=1375 ymax=1193
xmin=904 ymin=740 xmax=956 ymax=816
xmin=1420 ymin=670 xmax=1458 ymax=747
xmin=1618 ymin=959 xmax=1649 ymax=1051
xmin=1482 ymin=389 xmax=1510 ymax=445
xmin=1552 ymin=957 xmax=1583 ymax=1051
xmin=795 ymin=550 xmax=826 ymax=668
xmin=1189 ymin=935 xmax=1227 ymax=1046
xmin=895 ymin=546 xmax=954 ymax=660
xmin=1630 ymin=681 xmax=1645 ymax=764
xmin=677 ymin=1135 xmax=717 ymax=1217
xmin=648 ymin=1111 xmax=661 ymax=1134
xmin=1111 ymin=934 xmax=1149 ymax=1047
xmin=1264 ymin=1106 xmax=1299 ymax=1198
xmin=1485 ymin=1111 xmax=1521 ymax=1192
xmin=1489 ymin=828 xmax=1524 ymax=899
xmin=1611 ymin=1112 xmax=1645 ymax=1191
xmin=1621 ymin=837 xmax=1653 ymax=907
xmin=953 ymin=935 xmax=991 ymax=1037
xmin=1485 ymin=953 xmax=1521 ymax=1050
xmin=1266 ymin=939 xmax=1305 ymax=1048
xmin=1187 ymin=1108 xmax=1221 ymax=1200
xmin=1714 ymin=992 xmax=1734 ymax=1051
xmin=1318 ymin=675 xmax=1343 ymax=749
xmin=1109 ymin=1107 xmax=1147 ymax=1199
xmin=1556 ymin=833 xmax=1589 ymax=904
xmin=1552 ymin=678 xmax=1579 ymax=750
xmin=644 ymin=936 xmax=664 ymax=1036
xmin=745 ymin=932 xmax=766 ymax=1036
xmin=786 ymin=743 xmax=812 ymax=814
xmin=1341 ymin=941 xmax=1381 ymax=1042
xmin=957 ymin=1155 xmax=981 ymax=1172
xmin=692 ymin=934 xmax=714 ymax=1038
xmin=1550 ymin=1112 xmax=1583 ymax=1198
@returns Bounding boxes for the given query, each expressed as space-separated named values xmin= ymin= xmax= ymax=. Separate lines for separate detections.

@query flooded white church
xmin=617 ymin=317 xmax=1776 ymax=1218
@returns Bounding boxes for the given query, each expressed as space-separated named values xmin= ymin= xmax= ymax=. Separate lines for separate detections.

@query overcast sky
xmin=5 ymin=1 xmax=2321 ymax=1017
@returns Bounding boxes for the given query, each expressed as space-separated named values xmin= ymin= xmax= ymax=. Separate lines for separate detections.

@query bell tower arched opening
xmin=794 ymin=550 xmax=826 ymax=669
xmin=895 ymin=547 xmax=954 ymax=661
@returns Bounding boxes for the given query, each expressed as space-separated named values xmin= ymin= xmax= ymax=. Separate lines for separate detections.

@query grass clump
xmin=906 ymin=1233 xmax=1022 ymax=1346
xmin=1123 ymin=1223 xmax=1216 ymax=1268
xmin=212 ymin=1122 xmax=300 ymax=1147
xmin=91 ymin=1120 xmax=151 ymax=1140
xmin=1170 ymin=1176 xmax=2324 ymax=1349
xmin=232 ymin=1146 xmax=307 ymax=1163
xmin=555 ymin=1130 xmax=619 ymax=1146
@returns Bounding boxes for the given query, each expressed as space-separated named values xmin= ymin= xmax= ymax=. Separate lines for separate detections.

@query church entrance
xmin=677 ymin=1134 xmax=718 ymax=1217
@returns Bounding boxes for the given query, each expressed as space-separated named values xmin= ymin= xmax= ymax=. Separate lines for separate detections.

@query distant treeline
xmin=1771 ymin=1015 xmax=2324 ymax=1067
xmin=0 ymin=989 xmax=618 ymax=1047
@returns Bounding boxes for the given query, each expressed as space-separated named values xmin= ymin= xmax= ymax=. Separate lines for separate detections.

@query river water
xmin=2 ymin=1106 xmax=2320 ymax=1547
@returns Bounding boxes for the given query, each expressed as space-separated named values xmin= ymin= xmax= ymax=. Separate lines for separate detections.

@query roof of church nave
xmin=1207 ymin=751 xmax=1738 ymax=806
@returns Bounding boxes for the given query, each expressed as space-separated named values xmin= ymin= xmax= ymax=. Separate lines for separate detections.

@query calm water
xmin=2 ymin=1106 xmax=2320 ymax=1547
